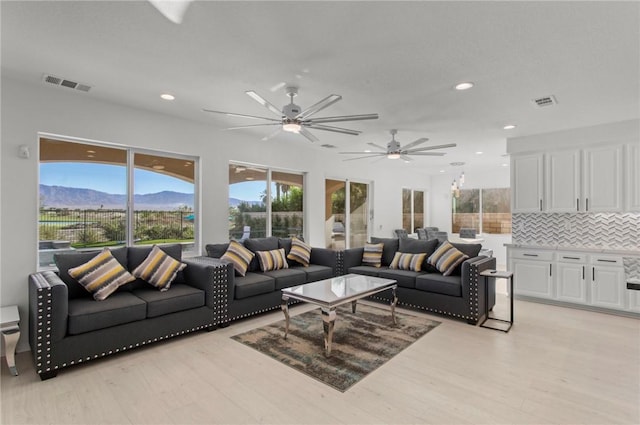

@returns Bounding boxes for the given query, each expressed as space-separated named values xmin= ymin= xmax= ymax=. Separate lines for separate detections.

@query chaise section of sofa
xmin=28 ymin=244 xmax=227 ymax=380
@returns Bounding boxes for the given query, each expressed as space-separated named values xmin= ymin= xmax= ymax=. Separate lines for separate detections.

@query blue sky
xmin=229 ymin=181 xmax=266 ymax=202
xmin=40 ymin=163 xmax=194 ymax=195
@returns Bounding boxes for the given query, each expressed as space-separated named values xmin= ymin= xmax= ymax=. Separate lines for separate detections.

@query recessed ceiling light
xmin=87 ymin=154 xmax=95 ymax=158
xmin=160 ymin=93 xmax=175 ymax=101
xmin=152 ymin=164 xmax=165 ymax=170
xmin=364 ymin=149 xmax=372 ymax=153
xmin=86 ymin=150 xmax=96 ymax=154
xmin=475 ymin=151 xmax=483 ymax=155
xmin=503 ymin=124 xmax=516 ymax=130
xmin=246 ymin=176 xmax=254 ymax=181
xmin=501 ymin=163 xmax=509 ymax=167
xmin=439 ymin=170 xmax=445 ymax=173
xmin=455 ymin=82 xmax=474 ymax=91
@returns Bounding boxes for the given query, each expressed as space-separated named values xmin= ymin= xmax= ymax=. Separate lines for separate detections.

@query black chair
xmin=459 ymin=228 xmax=477 ymax=239
xmin=416 ymin=228 xmax=428 ymax=240
xmin=394 ymin=229 xmax=409 ymax=239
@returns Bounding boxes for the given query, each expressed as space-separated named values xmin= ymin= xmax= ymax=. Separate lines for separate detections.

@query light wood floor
xmin=1 ymin=298 xmax=639 ymax=425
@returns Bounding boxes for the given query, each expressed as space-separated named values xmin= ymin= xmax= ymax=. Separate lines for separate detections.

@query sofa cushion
xmin=362 ymin=243 xmax=384 ymax=268
xmin=244 ymin=237 xmax=279 ymax=271
xmin=399 ymin=238 xmax=440 ymax=272
xmin=428 ymin=242 xmax=469 ymax=276
xmin=287 ymin=237 xmax=312 ymax=267
xmin=221 ymin=240 xmax=255 ymax=277
xmin=370 ymin=237 xmax=400 ymax=267
xmin=264 ymin=268 xmax=308 ymax=290
xmin=68 ymin=248 xmax=136 ymax=301
xmin=131 ymin=245 xmax=187 ymax=291
xmin=348 ymin=265 xmax=381 ymax=277
xmin=415 ymin=273 xmax=462 ymax=297
xmin=205 ymin=242 xmax=229 ymax=259
xmin=234 ymin=273 xmax=276 ymax=300
xmin=389 ymin=252 xmax=428 ymax=272
xmin=257 ymin=248 xmax=289 ymax=271
xmin=67 ymin=292 xmax=147 ymax=335
xmin=56 ymin=246 xmax=129 ymax=299
xmin=378 ymin=269 xmax=424 ymax=289
xmin=303 ymin=264 xmax=334 ymax=282
xmin=132 ymin=284 xmax=205 ymax=318
xmin=126 ymin=244 xmax=185 ymax=290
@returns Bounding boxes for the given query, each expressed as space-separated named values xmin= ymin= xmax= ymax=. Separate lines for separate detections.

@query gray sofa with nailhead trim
xmin=28 ymin=244 xmax=227 ymax=380
xmin=342 ymin=237 xmax=496 ymax=324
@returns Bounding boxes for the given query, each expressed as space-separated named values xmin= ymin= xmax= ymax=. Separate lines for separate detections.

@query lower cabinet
xmin=510 ymin=250 xmax=554 ymax=299
xmin=556 ymin=252 xmax=587 ymax=303
xmin=590 ymin=255 xmax=625 ymax=310
xmin=628 ymin=291 xmax=640 ymax=312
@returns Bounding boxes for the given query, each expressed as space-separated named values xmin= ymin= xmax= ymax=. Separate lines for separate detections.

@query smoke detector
xmin=42 ymin=74 xmax=91 ymax=92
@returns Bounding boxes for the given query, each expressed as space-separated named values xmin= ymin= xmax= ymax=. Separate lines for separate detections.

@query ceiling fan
xmin=340 ymin=129 xmax=457 ymax=162
xmin=148 ymin=0 xmax=192 ymax=24
xmin=203 ymin=86 xmax=379 ymax=143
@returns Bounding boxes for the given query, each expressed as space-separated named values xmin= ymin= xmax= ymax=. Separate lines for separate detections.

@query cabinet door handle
xmin=540 ymin=199 xmax=542 ymax=211
xmin=586 ymin=198 xmax=589 ymax=211
xmin=577 ymin=198 xmax=580 ymax=211
xmin=597 ymin=259 xmax=617 ymax=263
xmin=523 ymin=253 xmax=538 ymax=257
xmin=582 ymin=266 xmax=585 ymax=280
xmin=549 ymin=264 xmax=552 ymax=276
xmin=563 ymin=256 xmax=580 ymax=260
xmin=592 ymin=267 xmax=595 ymax=282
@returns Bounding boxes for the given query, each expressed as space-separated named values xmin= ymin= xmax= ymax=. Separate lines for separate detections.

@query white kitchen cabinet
xmin=556 ymin=252 xmax=587 ymax=303
xmin=510 ymin=249 xmax=554 ymax=299
xmin=512 ymin=154 xmax=544 ymax=213
xmin=589 ymin=255 xmax=625 ymax=310
xmin=626 ymin=143 xmax=640 ymax=212
xmin=582 ymin=145 xmax=623 ymax=212
xmin=627 ymin=290 xmax=640 ymax=312
xmin=546 ymin=150 xmax=581 ymax=212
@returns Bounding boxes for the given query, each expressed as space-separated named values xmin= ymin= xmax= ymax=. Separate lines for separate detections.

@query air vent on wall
xmin=42 ymin=74 xmax=92 ymax=93
xmin=532 ymin=95 xmax=557 ymax=108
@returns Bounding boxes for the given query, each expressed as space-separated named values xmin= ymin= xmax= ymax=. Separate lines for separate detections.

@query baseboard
xmin=514 ymin=295 xmax=640 ymax=319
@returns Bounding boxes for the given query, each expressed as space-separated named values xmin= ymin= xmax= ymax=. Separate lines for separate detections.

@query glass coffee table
xmin=281 ymin=274 xmax=398 ymax=357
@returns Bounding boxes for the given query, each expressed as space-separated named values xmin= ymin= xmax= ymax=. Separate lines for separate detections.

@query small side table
xmin=479 ymin=270 xmax=513 ymax=333
xmin=1 ymin=305 xmax=21 ymax=376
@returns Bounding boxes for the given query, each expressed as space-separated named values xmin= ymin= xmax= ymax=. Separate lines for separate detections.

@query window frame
xmin=402 ymin=187 xmax=426 ymax=233
xmin=451 ymin=187 xmax=511 ymax=234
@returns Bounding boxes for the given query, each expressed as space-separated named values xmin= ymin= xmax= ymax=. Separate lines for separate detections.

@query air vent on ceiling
xmin=532 ymin=95 xmax=557 ymax=108
xmin=42 ymin=74 xmax=92 ymax=93
xmin=321 ymin=144 xmax=337 ymax=149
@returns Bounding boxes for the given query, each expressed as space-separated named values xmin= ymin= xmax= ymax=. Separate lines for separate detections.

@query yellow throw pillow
xmin=427 ymin=241 xmax=469 ymax=276
xmin=389 ymin=252 xmax=427 ymax=272
xmin=221 ymin=240 xmax=255 ymax=276
xmin=132 ymin=245 xmax=187 ymax=291
xmin=287 ymin=237 xmax=312 ymax=267
xmin=68 ymin=248 xmax=136 ymax=301
xmin=257 ymin=248 xmax=289 ymax=272
xmin=362 ymin=242 xmax=384 ymax=268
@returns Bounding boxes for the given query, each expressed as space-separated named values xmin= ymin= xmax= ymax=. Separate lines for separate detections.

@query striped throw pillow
xmin=221 ymin=240 xmax=255 ymax=276
xmin=287 ymin=237 xmax=312 ymax=267
xmin=362 ymin=242 xmax=384 ymax=267
xmin=132 ymin=245 xmax=187 ymax=291
xmin=257 ymin=248 xmax=289 ymax=272
xmin=389 ymin=252 xmax=428 ymax=272
xmin=428 ymin=242 xmax=469 ymax=276
xmin=68 ymin=248 xmax=136 ymax=301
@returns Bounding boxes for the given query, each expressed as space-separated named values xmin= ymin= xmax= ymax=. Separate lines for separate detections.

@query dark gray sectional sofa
xmin=202 ymin=236 xmax=338 ymax=324
xmin=342 ymin=237 xmax=496 ymax=324
xmin=28 ymin=244 xmax=226 ymax=380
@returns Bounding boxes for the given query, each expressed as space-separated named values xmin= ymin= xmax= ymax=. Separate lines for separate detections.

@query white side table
xmin=1 ymin=305 xmax=21 ymax=376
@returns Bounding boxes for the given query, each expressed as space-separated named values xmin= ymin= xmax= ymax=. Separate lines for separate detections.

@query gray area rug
xmin=231 ymin=303 xmax=441 ymax=392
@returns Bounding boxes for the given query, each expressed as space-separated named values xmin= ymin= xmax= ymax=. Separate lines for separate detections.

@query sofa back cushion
xmin=448 ymin=242 xmax=482 ymax=275
xmin=56 ymin=246 xmax=129 ymax=299
xmin=399 ymin=238 xmax=439 ymax=272
xmin=126 ymin=244 xmax=184 ymax=290
xmin=205 ymin=242 xmax=230 ymax=259
xmin=370 ymin=237 xmax=400 ymax=267
xmin=244 ymin=237 xmax=279 ymax=271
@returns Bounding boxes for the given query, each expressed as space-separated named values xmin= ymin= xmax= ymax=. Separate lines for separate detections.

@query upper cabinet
xmin=582 ymin=145 xmax=623 ymax=212
xmin=627 ymin=143 xmax=640 ymax=212
xmin=511 ymin=154 xmax=543 ymax=213
xmin=513 ymin=143 xmax=630 ymax=213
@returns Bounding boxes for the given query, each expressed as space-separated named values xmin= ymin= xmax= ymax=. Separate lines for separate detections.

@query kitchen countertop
xmin=504 ymin=243 xmax=640 ymax=257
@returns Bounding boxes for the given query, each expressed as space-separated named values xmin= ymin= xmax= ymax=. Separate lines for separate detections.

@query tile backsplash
xmin=512 ymin=212 xmax=640 ymax=251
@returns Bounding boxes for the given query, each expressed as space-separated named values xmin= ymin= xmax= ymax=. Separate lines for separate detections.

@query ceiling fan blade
xmin=406 ymin=152 xmax=447 ymax=156
xmin=245 ymin=91 xmax=283 ymax=117
xmin=261 ymin=128 xmax=283 ymax=141
xmin=202 ymin=109 xmax=281 ymax=122
xmin=408 ymin=143 xmax=457 ymax=152
xmin=148 ymin=0 xmax=192 ymax=24
xmin=367 ymin=142 xmax=388 ymax=151
xmin=342 ymin=154 xmax=386 ymax=162
xmin=401 ymin=138 xmax=429 ymax=150
xmin=339 ymin=150 xmax=386 ymax=154
xmin=298 ymin=127 xmax=319 ymax=143
xmin=295 ymin=94 xmax=342 ymax=120
xmin=306 ymin=124 xmax=361 ymax=135
xmin=400 ymin=155 xmax=414 ymax=162
xmin=226 ymin=123 xmax=281 ymax=130
xmin=305 ymin=113 xmax=379 ymax=124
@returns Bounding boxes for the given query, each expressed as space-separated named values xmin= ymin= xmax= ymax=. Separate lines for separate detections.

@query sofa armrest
xmin=461 ymin=256 xmax=496 ymax=322
xmin=182 ymin=259 xmax=229 ymax=310
xmin=29 ymin=271 xmax=68 ymax=375
xmin=310 ymin=247 xmax=339 ymax=275
xmin=342 ymin=247 xmax=365 ymax=274
xmin=183 ymin=256 xmax=234 ymax=325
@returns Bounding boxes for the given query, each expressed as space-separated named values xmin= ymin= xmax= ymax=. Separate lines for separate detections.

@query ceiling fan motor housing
xmin=282 ymin=103 xmax=301 ymax=119
xmin=388 ymin=139 xmax=401 ymax=153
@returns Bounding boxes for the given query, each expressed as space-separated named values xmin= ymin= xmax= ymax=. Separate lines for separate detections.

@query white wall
xmin=429 ymin=168 xmax=511 ymax=268
xmin=1 ymin=76 xmax=432 ymax=352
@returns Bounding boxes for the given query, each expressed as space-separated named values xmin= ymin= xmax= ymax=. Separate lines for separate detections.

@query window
xmin=228 ymin=163 xmax=304 ymax=240
xmin=38 ymin=136 xmax=197 ymax=268
xmin=451 ymin=188 xmax=511 ymax=234
xmin=325 ymin=179 xmax=370 ymax=249
xmin=402 ymin=188 xmax=425 ymax=232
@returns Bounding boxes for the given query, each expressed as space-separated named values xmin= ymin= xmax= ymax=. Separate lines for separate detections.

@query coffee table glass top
xmin=282 ymin=274 xmax=396 ymax=306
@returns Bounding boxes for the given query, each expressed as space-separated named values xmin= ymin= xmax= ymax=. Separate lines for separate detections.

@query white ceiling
xmin=2 ymin=1 xmax=639 ymax=174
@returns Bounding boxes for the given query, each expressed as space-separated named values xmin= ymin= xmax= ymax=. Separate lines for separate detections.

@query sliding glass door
xmin=324 ymin=178 xmax=370 ymax=249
